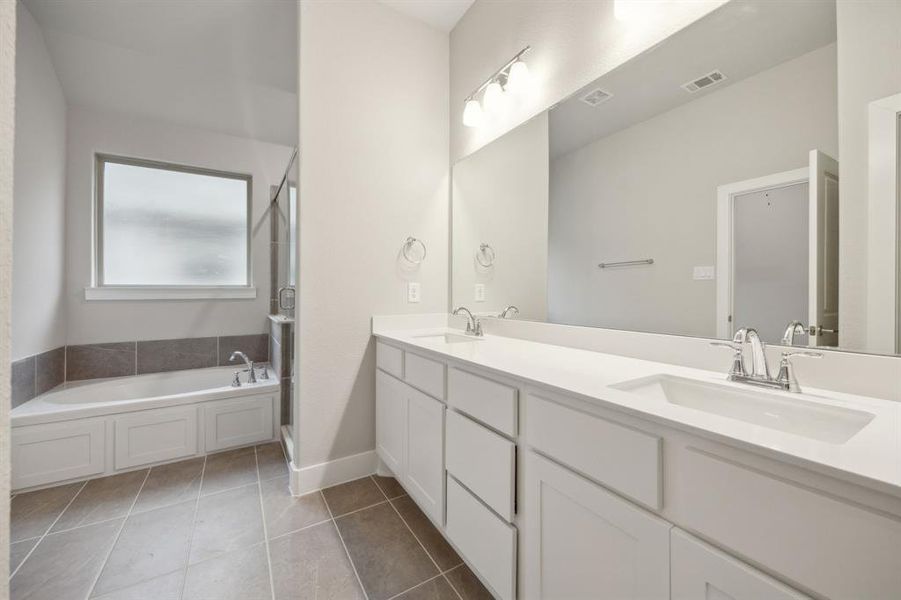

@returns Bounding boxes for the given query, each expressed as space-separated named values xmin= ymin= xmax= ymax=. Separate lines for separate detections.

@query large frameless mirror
xmin=452 ymin=0 xmax=901 ymax=356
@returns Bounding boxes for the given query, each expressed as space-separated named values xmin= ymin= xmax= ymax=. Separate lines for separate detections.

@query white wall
xmin=836 ymin=0 xmax=901 ymax=351
xmin=65 ymin=106 xmax=294 ymax=344
xmin=297 ymin=0 xmax=449 ymax=468
xmin=12 ymin=1 xmax=66 ymax=359
xmin=548 ymin=45 xmax=838 ymax=338
xmin=452 ymin=112 xmax=548 ymax=320
xmin=449 ymin=0 xmax=727 ymax=162
xmin=1 ymin=0 xmax=18 ymax=579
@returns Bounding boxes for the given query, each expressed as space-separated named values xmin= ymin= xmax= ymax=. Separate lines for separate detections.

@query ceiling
xmin=377 ymin=0 xmax=474 ymax=32
xmin=22 ymin=0 xmax=298 ymax=146
xmin=550 ymin=0 xmax=837 ymax=159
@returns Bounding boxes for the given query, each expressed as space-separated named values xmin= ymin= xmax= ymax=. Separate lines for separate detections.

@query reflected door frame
xmin=715 ymin=168 xmax=810 ymax=339
xmin=867 ymin=93 xmax=901 ymax=355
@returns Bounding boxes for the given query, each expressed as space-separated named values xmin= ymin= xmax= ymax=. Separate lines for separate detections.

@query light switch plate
xmin=474 ymin=284 xmax=486 ymax=302
xmin=693 ymin=266 xmax=715 ymax=280
xmin=407 ymin=282 xmax=421 ymax=303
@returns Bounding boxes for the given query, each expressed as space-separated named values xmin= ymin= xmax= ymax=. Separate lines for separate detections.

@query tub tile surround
xmin=10 ymin=333 xmax=270 ymax=407
xmin=8 ymin=443 xmax=490 ymax=600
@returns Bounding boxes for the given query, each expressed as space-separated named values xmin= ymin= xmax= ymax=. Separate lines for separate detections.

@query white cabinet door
xmin=376 ymin=370 xmax=406 ymax=476
xmin=204 ymin=394 xmax=274 ymax=452
xmin=12 ymin=419 xmax=106 ymax=490
xmin=115 ymin=405 xmax=198 ymax=469
xmin=671 ymin=529 xmax=810 ymax=600
xmin=404 ymin=386 xmax=444 ymax=525
xmin=523 ymin=451 xmax=671 ymax=600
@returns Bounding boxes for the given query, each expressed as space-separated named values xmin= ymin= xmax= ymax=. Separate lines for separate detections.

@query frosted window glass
xmin=101 ymin=160 xmax=250 ymax=286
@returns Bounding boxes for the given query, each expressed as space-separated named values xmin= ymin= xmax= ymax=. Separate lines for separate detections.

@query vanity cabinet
xmin=670 ymin=529 xmax=810 ymax=600
xmin=522 ymin=451 xmax=671 ymax=600
xmin=375 ymin=343 xmax=446 ymax=525
xmin=374 ymin=334 xmax=901 ymax=600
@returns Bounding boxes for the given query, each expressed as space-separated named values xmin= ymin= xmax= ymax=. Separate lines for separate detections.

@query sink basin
xmin=611 ymin=375 xmax=874 ymax=444
xmin=414 ymin=333 xmax=482 ymax=344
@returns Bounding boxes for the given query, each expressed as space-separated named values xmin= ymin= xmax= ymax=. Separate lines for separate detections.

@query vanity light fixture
xmin=462 ymin=46 xmax=531 ymax=127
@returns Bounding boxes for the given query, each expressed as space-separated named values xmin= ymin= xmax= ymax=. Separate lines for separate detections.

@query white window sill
xmin=84 ymin=286 xmax=258 ymax=301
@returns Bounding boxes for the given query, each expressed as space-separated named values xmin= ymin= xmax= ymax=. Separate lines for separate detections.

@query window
xmin=90 ymin=155 xmax=253 ymax=299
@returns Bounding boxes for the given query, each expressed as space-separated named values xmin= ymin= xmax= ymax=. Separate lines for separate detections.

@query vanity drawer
xmin=525 ymin=392 xmax=661 ymax=509
xmin=446 ymin=475 xmax=517 ymax=600
xmin=670 ymin=447 xmax=901 ymax=599
xmin=446 ymin=410 xmax=515 ymax=521
xmin=376 ymin=341 xmax=404 ymax=379
xmin=447 ymin=367 xmax=517 ymax=436
xmin=404 ymin=352 xmax=445 ymax=400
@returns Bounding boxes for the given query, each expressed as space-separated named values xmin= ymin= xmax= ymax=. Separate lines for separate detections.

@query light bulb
xmin=462 ymin=98 xmax=483 ymax=127
xmin=482 ymin=80 xmax=505 ymax=114
xmin=506 ymin=59 xmax=530 ymax=93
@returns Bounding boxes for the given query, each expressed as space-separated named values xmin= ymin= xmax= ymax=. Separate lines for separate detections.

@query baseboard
xmin=289 ymin=449 xmax=378 ymax=496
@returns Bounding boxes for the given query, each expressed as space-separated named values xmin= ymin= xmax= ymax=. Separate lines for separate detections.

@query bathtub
xmin=11 ymin=366 xmax=281 ymax=491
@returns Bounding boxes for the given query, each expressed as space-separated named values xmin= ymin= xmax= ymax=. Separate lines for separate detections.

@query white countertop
xmin=375 ymin=327 xmax=901 ymax=498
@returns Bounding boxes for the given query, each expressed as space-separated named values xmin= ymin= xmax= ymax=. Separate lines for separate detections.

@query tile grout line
xmin=385 ymin=573 xmax=447 ymax=600
xmin=374 ymin=476 xmax=445 ymax=576
xmin=265 ymin=516 xmax=333 ymax=544
xmin=373 ymin=477 xmax=466 ymax=600
xmin=372 ymin=476 xmax=464 ymax=600
xmin=320 ymin=489 xmax=370 ymax=600
xmin=8 ymin=479 xmax=89 ymax=580
xmin=85 ymin=467 xmax=152 ymax=598
xmin=254 ymin=446 xmax=277 ymax=600
xmin=328 ymin=498 xmax=389 ymax=520
xmin=177 ymin=454 xmax=208 ymax=600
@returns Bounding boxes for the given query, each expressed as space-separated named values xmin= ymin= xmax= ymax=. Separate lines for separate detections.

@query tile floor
xmin=8 ymin=442 xmax=492 ymax=600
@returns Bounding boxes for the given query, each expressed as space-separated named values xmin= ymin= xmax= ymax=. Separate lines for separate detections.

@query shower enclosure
xmin=270 ymin=149 xmax=298 ymax=461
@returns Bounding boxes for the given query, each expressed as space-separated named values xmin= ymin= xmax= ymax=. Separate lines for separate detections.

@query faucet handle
xmin=232 ymin=371 xmax=242 ymax=387
xmin=257 ymin=364 xmax=270 ymax=380
xmin=775 ymin=350 xmax=822 ymax=393
xmin=710 ymin=341 xmax=745 ymax=377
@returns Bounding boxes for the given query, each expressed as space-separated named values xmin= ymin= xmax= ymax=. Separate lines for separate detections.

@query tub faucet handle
xmin=258 ymin=365 xmax=270 ymax=380
xmin=232 ymin=371 xmax=242 ymax=387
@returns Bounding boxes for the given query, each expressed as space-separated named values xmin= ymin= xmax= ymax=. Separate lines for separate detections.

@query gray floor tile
xmin=335 ymin=502 xmax=439 ymax=600
xmin=9 ymin=537 xmax=38 ymax=574
xmin=269 ymin=521 xmax=365 ymax=600
xmin=392 ymin=495 xmax=462 ymax=571
xmin=201 ymin=447 xmax=258 ymax=496
xmin=189 ymin=483 xmax=264 ymax=564
xmin=10 ymin=482 xmax=84 ymax=542
xmin=133 ymin=457 xmax=204 ymax=514
xmin=261 ymin=476 xmax=330 ymax=539
xmin=91 ymin=569 xmax=184 ymax=600
xmin=372 ymin=474 xmax=406 ymax=499
xmin=445 ymin=564 xmax=493 ymax=600
xmin=322 ymin=476 xmax=386 ymax=517
xmin=93 ymin=500 xmax=194 ymax=596
xmin=183 ymin=543 xmax=272 ymax=600
xmin=256 ymin=442 xmax=288 ymax=480
xmin=10 ymin=518 xmax=122 ymax=600
xmin=52 ymin=470 xmax=148 ymax=532
xmin=396 ymin=576 xmax=461 ymax=600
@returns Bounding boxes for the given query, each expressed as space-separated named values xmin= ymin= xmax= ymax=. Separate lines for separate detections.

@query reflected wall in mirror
xmin=451 ymin=0 xmax=901 ymax=356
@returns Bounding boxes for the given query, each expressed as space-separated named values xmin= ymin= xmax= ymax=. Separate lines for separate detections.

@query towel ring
xmin=476 ymin=243 xmax=496 ymax=267
xmin=402 ymin=236 xmax=427 ymax=264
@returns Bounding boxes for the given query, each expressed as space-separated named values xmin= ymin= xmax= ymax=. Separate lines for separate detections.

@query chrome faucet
xmin=452 ymin=306 xmax=483 ymax=336
xmin=781 ymin=321 xmax=807 ymax=346
xmin=498 ymin=305 xmax=519 ymax=319
xmin=711 ymin=326 xmax=822 ymax=392
xmin=229 ymin=351 xmax=257 ymax=383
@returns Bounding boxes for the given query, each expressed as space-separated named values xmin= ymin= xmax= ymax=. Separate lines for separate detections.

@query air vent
xmin=681 ymin=69 xmax=727 ymax=93
xmin=580 ymin=88 xmax=613 ymax=107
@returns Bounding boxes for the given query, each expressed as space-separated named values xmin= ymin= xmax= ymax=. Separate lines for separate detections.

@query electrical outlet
xmin=693 ymin=266 xmax=715 ymax=280
xmin=407 ymin=282 xmax=421 ymax=303
xmin=474 ymin=283 xmax=486 ymax=302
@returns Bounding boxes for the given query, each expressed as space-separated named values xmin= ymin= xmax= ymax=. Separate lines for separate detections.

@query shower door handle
xmin=278 ymin=286 xmax=296 ymax=311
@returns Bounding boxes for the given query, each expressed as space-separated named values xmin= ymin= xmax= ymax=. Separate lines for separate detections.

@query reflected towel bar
xmin=598 ymin=259 xmax=655 ymax=269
